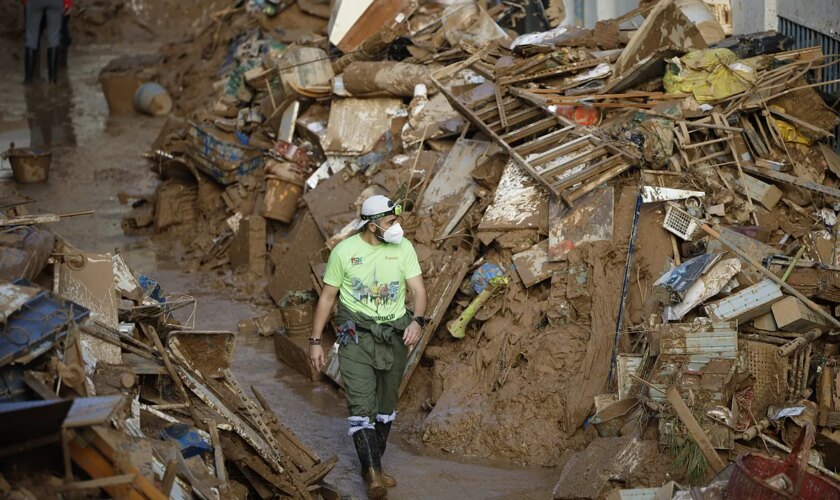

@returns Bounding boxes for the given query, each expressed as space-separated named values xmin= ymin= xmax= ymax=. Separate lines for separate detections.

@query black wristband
xmin=309 ymin=337 xmax=321 ymax=345
xmin=412 ymin=316 xmax=427 ymax=327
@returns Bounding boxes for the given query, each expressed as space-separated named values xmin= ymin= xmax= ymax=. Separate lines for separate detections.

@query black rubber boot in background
xmin=46 ymin=47 xmax=59 ymax=84
xmin=24 ymin=47 xmax=37 ymax=85
xmin=351 ymin=428 xmax=387 ymax=499
xmin=59 ymin=14 xmax=71 ymax=68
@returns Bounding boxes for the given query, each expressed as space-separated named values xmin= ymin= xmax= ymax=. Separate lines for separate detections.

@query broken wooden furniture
xmin=431 ymin=52 xmax=640 ymax=206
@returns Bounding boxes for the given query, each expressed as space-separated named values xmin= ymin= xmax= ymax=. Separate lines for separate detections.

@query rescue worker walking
xmin=309 ymin=195 xmax=427 ymax=499
xmin=23 ymin=0 xmax=72 ymax=84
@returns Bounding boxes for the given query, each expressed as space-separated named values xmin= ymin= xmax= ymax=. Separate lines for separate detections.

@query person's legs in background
xmin=42 ymin=0 xmax=62 ymax=83
xmin=59 ymin=13 xmax=70 ymax=68
xmin=23 ymin=1 xmax=44 ymax=84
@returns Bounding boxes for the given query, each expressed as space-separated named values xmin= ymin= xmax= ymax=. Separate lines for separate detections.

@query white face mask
xmin=375 ymin=223 xmax=404 ymax=244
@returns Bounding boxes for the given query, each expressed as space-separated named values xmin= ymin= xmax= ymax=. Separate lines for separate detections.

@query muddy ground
xmin=0 ymin=30 xmax=559 ymax=500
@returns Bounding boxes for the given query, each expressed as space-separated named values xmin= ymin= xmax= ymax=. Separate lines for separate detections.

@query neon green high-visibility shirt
xmin=323 ymin=234 xmax=422 ymax=324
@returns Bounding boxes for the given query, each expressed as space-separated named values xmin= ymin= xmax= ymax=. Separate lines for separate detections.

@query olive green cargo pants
xmin=338 ymin=330 xmax=408 ymax=425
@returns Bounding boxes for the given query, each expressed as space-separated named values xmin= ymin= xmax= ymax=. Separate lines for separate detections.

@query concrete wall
xmin=732 ymin=0 xmax=840 ymax=37
xmin=731 ymin=0 xmax=777 ymax=35
xmin=560 ymin=0 xmax=640 ymax=28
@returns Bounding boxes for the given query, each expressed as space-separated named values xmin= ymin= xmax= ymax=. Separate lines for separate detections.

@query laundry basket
xmin=725 ymin=423 xmax=840 ymax=499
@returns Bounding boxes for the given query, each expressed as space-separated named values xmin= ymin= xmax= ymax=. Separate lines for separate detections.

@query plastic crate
xmin=663 ymin=203 xmax=701 ymax=241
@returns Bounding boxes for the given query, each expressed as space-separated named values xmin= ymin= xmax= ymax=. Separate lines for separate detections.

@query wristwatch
xmin=412 ymin=316 xmax=428 ymax=327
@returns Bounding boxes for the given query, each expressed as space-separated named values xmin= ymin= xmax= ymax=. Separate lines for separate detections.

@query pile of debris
xmin=114 ymin=0 xmax=840 ymax=495
xmin=0 ymin=199 xmax=337 ymax=498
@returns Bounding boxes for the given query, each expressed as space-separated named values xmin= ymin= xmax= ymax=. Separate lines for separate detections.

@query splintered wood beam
xmin=743 ymin=165 xmax=840 ymax=199
xmin=497 ymin=58 xmax=607 ymax=86
xmin=666 ymin=386 xmax=727 ymax=474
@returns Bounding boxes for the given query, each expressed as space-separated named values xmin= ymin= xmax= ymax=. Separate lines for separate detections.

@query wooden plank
xmin=501 ymin=116 xmax=563 ymax=143
xmin=743 ymin=165 xmax=840 ymax=200
xmin=139 ymin=324 xmax=202 ymax=427
xmin=63 ymin=395 xmax=124 ymax=428
xmin=513 ymin=126 xmax=575 ymax=155
xmin=539 ymin=145 xmax=606 ymax=176
xmin=53 ymin=474 xmax=137 ymax=492
xmin=473 ymin=96 xmax=519 ymax=120
xmin=550 ymin=153 xmax=619 ymax=190
xmin=399 ymin=250 xmax=473 ymax=395
xmin=299 ymin=455 xmax=339 ymax=485
xmin=478 ymin=160 xmax=549 ymax=232
xmin=666 ymin=386 xmax=726 ymax=473
xmin=767 ymin=107 xmax=834 ymax=138
xmin=23 ymin=371 xmax=60 ymax=400
xmin=512 ymin=240 xmax=561 ymax=287
xmin=208 ymin=420 xmax=228 ymax=492
xmin=486 ymin=107 xmax=543 ymax=131
xmin=549 ymin=186 xmax=614 ymax=261
xmin=526 ymin=134 xmax=591 ymax=164
xmin=498 ymin=58 xmax=607 ymax=86
xmin=608 ymin=0 xmax=706 ymax=90
xmin=564 ymin=161 xmax=630 ymax=204
xmin=161 ymin=459 xmax=177 ymax=496
xmin=68 ymin=429 xmax=166 ymax=500
xmin=701 ymin=224 xmax=840 ymax=332
xmin=251 ymin=386 xmax=320 ymax=470
xmin=531 ymin=136 xmax=598 ymax=169
xmin=494 ymin=85 xmax=508 ymax=130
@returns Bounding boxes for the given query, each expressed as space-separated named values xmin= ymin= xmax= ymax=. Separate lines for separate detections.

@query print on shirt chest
xmin=347 ymin=254 xmax=401 ymax=309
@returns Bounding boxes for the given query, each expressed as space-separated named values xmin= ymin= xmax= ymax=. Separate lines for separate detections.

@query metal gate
xmin=778 ymin=16 xmax=840 ymax=152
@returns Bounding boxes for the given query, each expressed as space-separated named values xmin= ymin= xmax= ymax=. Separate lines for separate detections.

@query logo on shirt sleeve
xmin=350 ymin=256 xmax=363 ymax=265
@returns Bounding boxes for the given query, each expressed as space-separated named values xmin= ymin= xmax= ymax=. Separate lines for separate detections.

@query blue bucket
xmin=134 ymin=82 xmax=172 ymax=116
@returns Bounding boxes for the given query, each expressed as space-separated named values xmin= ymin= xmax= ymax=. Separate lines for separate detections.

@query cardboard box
xmin=186 ymin=124 xmax=264 ymax=185
xmin=771 ymin=296 xmax=830 ymax=332
xmin=752 ymin=312 xmax=778 ymax=332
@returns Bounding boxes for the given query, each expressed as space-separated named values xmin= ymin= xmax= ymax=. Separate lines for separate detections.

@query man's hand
xmin=403 ymin=321 xmax=422 ymax=347
xmin=309 ymin=345 xmax=325 ymax=373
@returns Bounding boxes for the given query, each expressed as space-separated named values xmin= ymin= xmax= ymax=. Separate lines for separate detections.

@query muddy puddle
xmin=0 ymin=39 xmax=557 ymax=498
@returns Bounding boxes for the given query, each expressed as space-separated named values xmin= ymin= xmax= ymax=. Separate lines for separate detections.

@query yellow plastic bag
xmin=767 ymin=105 xmax=814 ymax=145
xmin=664 ymin=48 xmax=757 ymax=103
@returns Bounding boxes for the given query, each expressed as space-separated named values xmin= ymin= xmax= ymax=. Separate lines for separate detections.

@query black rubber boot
xmin=59 ymin=15 xmax=71 ymax=68
xmin=375 ymin=420 xmax=397 ymax=487
xmin=352 ymin=428 xmax=387 ymax=499
xmin=58 ymin=46 xmax=67 ymax=69
xmin=375 ymin=420 xmax=392 ymax=455
xmin=24 ymin=47 xmax=37 ymax=85
xmin=46 ymin=47 xmax=59 ymax=84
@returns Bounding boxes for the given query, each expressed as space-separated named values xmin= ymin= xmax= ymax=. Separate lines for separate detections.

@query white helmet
xmin=356 ymin=195 xmax=401 ymax=229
